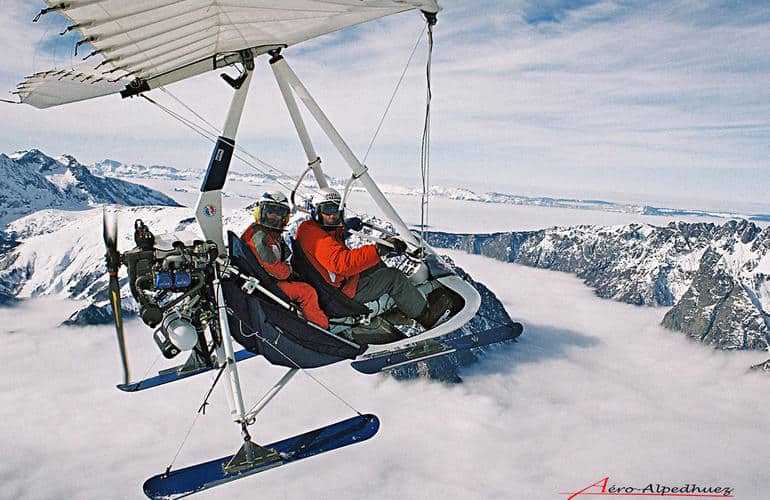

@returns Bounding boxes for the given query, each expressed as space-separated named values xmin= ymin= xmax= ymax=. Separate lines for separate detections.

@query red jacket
xmin=295 ymin=219 xmax=379 ymax=298
xmin=242 ymin=224 xmax=291 ymax=280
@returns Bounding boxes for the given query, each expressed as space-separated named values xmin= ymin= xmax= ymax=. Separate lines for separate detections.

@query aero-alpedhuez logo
xmin=562 ymin=477 xmax=735 ymax=499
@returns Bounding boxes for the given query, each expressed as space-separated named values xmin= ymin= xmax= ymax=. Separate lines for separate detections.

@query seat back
xmin=289 ymin=238 xmax=370 ymax=318
xmin=227 ymin=231 xmax=290 ymax=303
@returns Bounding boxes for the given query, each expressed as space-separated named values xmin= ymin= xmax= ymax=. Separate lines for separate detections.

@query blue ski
xmin=351 ymin=323 xmax=522 ymax=374
xmin=117 ymin=349 xmax=257 ymax=392
xmin=143 ymin=413 xmax=380 ymax=499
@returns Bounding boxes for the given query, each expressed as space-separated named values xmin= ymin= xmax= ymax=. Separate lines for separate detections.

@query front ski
xmin=749 ymin=358 xmax=770 ymax=372
xmin=143 ymin=413 xmax=379 ymax=499
xmin=117 ymin=349 xmax=257 ymax=392
xmin=351 ymin=323 xmax=522 ymax=375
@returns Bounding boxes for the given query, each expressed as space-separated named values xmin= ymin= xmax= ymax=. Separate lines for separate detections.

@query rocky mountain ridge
xmin=1 ymin=149 xmax=181 ymax=229
xmin=425 ymin=220 xmax=770 ymax=350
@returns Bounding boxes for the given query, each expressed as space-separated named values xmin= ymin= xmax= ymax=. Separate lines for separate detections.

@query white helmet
xmin=254 ymin=191 xmax=290 ymax=230
xmin=312 ymin=187 xmax=344 ymax=227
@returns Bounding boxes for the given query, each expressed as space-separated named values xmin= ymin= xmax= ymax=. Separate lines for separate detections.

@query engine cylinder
xmin=162 ymin=312 xmax=198 ymax=351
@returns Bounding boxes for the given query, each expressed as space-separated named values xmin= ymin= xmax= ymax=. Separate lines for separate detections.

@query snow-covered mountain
xmin=77 ymin=154 xmax=770 ymax=222
xmin=0 ymin=204 xmax=516 ymax=381
xmin=426 ymin=220 xmax=770 ymax=350
xmin=90 ymin=157 xmax=292 ymax=185
xmin=0 ymin=150 xmax=181 ymax=228
xmin=3 ymin=148 xmax=767 ymax=365
xmin=90 ymin=158 xmax=197 ymax=180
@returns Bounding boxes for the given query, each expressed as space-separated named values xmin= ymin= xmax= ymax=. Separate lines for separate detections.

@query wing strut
xmin=269 ymin=49 xmax=328 ymax=190
xmin=269 ymin=53 xmax=419 ymax=248
xmin=195 ymin=61 xmax=253 ymax=251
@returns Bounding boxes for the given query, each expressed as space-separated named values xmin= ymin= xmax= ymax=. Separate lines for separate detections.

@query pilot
xmin=242 ymin=191 xmax=329 ymax=330
xmin=295 ymin=187 xmax=449 ymax=329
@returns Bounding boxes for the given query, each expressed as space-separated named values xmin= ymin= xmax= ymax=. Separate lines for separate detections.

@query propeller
xmin=102 ymin=208 xmax=130 ymax=385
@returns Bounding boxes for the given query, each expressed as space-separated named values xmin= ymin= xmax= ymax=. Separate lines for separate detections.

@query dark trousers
xmin=354 ymin=263 xmax=427 ymax=319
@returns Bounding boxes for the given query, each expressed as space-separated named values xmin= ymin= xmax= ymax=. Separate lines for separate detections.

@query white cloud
xmin=2 ymin=248 xmax=769 ymax=499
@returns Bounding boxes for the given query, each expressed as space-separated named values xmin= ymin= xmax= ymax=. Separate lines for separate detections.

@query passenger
xmin=295 ymin=187 xmax=448 ymax=329
xmin=242 ymin=191 xmax=329 ymax=330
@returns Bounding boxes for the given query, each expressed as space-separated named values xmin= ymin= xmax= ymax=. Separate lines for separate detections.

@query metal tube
xmin=214 ymin=268 xmax=249 ymax=423
xmin=245 ymin=368 xmax=299 ymax=421
xmin=195 ymin=69 xmax=253 ymax=252
xmin=269 ymin=54 xmax=327 ymax=188
xmin=238 ymin=271 xmax=360 ymax=348
xmin=270 ymin=57 xmax=419 ymax=246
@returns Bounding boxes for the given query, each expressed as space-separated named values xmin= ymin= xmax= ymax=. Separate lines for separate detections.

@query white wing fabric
xmin=14 ymin=0 xmax=439 ymax=108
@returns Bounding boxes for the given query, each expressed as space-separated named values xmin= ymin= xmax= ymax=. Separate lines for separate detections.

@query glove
xmin=344 ymin=217 xmax=363 ymax=232
xmin=386 ymin=236 xmax=408 ymax=253
xmin=376 ymin=236 xmax=407 ymax=256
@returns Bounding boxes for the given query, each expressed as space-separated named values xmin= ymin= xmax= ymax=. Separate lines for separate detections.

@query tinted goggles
xmin=261 ymin=202 xmax=289 ymax=218
xmin=317 ymin=202 xmax=341 ymax=216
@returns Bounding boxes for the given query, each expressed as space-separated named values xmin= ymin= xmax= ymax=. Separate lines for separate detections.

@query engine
xmin=122 ymin=220 xmax=220 ymax=359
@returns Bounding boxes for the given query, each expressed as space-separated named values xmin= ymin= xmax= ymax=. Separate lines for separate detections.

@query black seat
xmin=227 ymin=231 xmax=290 ymax=303
xmin=222 ymin=280 xmax=367 ymax=367
xmin=224 ymin=231 xmax=367 ymax=367
xmin=289 ymin=238 xmax=370 ymax=318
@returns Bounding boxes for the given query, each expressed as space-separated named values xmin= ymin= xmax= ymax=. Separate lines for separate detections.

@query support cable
xmin=164 ymin=363 xmax=228 ymax=475
xmin=138 ymin=29 xmax=431 ymax=227
xmin=362 ymin=24 xmax=426 ymax=164
xmin=220 ymin=281 xmax=363 ymax=417
xmin=419 ymin=15 xmax=436 ymax=253
xmin=140 ymin=93 xmax=303 ymax=198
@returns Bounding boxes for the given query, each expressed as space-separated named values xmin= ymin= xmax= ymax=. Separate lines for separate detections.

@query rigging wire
xmin=362 ymin=24 xmax=426 ymax=164
xmin=419 ymin=16 xmax=436 ymax=253
xmin=164 ymin=364 xmax=228 ymax=474
xmin=140 ymin=93 xmax=305 ymax=199
xmin=159 ymin=87 xmax=221 ymax=137
xmin=143 ymin=88 xmax=366 ymax=220
xmin=226 ymin=300 xmax=363 ymax=417
xmin=139 ymin=22 xmax=432 ymax=225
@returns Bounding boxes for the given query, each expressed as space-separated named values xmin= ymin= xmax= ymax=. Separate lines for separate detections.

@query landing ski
xmin=749 ymin=358 xmax=770 ymax=372
xmin=117 ymin=349 xmax=257 ymax=392
xmin=143 ymin=413 xmax=379 ymax=499
xmin=351 ymin=323 xmax=522 ymax=375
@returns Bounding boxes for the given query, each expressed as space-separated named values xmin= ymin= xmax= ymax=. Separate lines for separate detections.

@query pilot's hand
xmin=344 ymin=217 xmax=363 ymax=232
xmin=377 ymin=236 xmax=407 ymax=256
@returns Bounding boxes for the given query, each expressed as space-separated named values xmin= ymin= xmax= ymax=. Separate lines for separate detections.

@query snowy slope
xmin=0 ymin=150 xmax=181 ymax=228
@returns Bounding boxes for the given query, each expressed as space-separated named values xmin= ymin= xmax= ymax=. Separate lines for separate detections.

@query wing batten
xmin=17 ymin=0 xmax=439 ymax=108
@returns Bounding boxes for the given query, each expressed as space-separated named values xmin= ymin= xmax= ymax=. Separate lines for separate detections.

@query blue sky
xmin=1 ymin=0 xmax=769 ymax=212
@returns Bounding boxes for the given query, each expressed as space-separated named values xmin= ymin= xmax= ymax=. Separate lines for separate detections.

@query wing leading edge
xmin=13 ymin=0 xmax=440 ymax=108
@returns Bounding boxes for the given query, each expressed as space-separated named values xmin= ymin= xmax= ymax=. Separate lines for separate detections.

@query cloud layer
xmin=2 ymin=248 xmax=769 ymax=499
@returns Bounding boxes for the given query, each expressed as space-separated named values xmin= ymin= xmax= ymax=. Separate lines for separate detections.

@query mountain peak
xmin=11 ymin=149 xmax=66 ymax=174
xmin=0 ymin=149 xmax=182 ymax=228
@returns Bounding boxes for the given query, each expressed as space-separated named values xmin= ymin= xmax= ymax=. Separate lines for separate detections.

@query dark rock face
xmin=662 ymin=249 xmax=769 ymax=350
xmin=426 ymin=221 xmax=770 ymax=351
xmin=63 ymin=303 xmax=136 ymax=326
xmin=390 ymin=261 xmax=521 ymax=382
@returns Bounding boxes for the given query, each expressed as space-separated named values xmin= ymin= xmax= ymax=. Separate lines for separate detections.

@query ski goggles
xmin=317 ymin=202 xmax=341 ymax=216
xmin=260 ymin=202 xmax=289 ymax=219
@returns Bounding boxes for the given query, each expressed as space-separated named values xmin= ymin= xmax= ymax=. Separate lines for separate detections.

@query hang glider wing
xmin=13 ymin=0 xmax=439 ymax=109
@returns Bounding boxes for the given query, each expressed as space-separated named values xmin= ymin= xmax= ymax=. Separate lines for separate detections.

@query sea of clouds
xmin=2 ymin=248 xmax=769 ymax=499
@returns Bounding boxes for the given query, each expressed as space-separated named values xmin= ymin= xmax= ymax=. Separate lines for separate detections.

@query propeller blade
xmin=102 ymin=208 xmax=130 ymax=385
xmin=108 ymin=272 xmax=130 ymax=385
xmin=103 ymin=208 xmax=117 ymax=251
